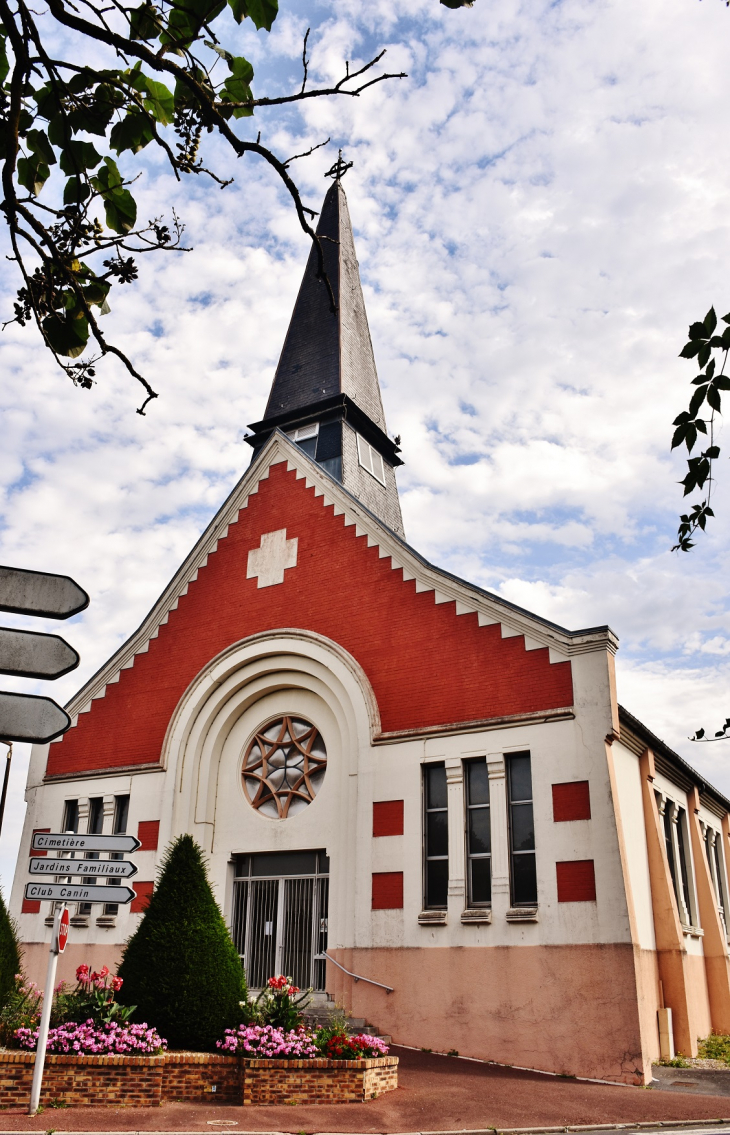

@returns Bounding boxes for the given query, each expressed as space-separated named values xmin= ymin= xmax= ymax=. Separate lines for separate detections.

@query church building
xmin=10 ymin=173 xmax=730 ymax=1086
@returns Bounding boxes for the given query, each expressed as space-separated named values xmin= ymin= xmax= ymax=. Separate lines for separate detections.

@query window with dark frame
xmin=465 ymin=759 xmax=491 ymax=906
xmin=79 ymin=797 xmax=104 ymax=916
xmin=424 ymin=764 xmax=448 ymax=909
xmin=507 ymin=753 xmax=537 ymax=907
xmin=676 ymin=807 xmax=693 ymax=921
xmin=58 ymin=800 xmax=80 ymax=901
xmin=105 ymin=795 xmax=130 ymax=916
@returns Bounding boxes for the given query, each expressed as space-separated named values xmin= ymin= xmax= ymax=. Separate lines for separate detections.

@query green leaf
xmin=160 ymin=0 xmax=225 ymax=51
xmin=17 ymin=156 xmax=50 ymax=196
xmin=42 ymin=311 xmax=89 ymax=358
xmin=680 ymin=341 xmax=701 ymax=359
xmin=705 ymin=446 xmax=721 ymax=459
xmin=706 ymin=384 xmax=722 ymax=413
xmin=129 ymin=2 xmax=164 ymax=40
xmin=25 ymin=129 xmax=56 ymax=165
xmin=63 ymin=175 xmax=91 ymax=204
xmin=704 ymin=306 xmax=718 ymax=336
xmin=688 ymin=321 xmax=707 ymax=341
xmin=688 ymin=386 xmax=707 ymax=418
xmin=227 ymin=0 xmax=277 ymax=28
xmin=141 ymin=78 xmax=175 ymax=125
xmin=110 ymin=112 xmax=154 ymax=154
xmin=715 ymin=375 xmax=730 ymax=391
xmin=220 ymin=55 xmax=254 ymax=117
xmin=91 ymin=157 xmax=137 ymax=233
xmin=722 ymin=312 xmax=730 ymax=325
xmin=60 ymin=141 xmax=102 ymax=175
xmin=698 ymin=342 xmax=712 ymax=369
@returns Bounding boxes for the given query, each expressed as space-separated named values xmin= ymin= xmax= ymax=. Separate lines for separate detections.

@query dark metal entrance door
xmin=231 ymin=850 xmax=329 ymax=991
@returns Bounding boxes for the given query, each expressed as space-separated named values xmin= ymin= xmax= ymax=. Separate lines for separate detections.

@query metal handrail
xmin=315 ymin=951 xmax=393 ymax=993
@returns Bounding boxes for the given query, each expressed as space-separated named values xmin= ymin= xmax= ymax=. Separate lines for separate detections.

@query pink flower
xmin=76 ymin=965 xmax=89 ymax=981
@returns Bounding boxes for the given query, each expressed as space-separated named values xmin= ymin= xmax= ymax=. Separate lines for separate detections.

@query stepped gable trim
xmin=618 ymin=704 xmax=730 ymax=816
xmin=57 ymin=433 xmax=615 ymax=730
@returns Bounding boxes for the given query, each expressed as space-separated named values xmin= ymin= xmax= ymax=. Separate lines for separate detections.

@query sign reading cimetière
xmin=31 ymin=832 xmax=141 ymax=854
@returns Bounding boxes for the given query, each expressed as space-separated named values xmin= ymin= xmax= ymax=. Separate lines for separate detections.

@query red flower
xmin=76 ymin=965 xmax=89 ymax=981
xmin=111 ymin=976 xmax=123 ymax=992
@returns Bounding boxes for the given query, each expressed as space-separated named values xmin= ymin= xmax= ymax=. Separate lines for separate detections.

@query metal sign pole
xmin=29 ymin=903 xmax=64 ymax=1116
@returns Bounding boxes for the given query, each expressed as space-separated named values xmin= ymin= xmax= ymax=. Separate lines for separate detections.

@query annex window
xmin=286 ymin=422 xmax=319 ymax=458
xmin=465 ymin=759 xmax=491 ymax=906
xmin=423 ymin=764 xmax=448 ymax=909
xmin=356 ymin=434 xmax=386 ymax=486
xmin=105 ymin=795 xmax=130 ymax=916
xmin=79 ymin=797 xmax=104 ymax=916
xmin=62 ymin=799 xmax=79 ymax=834
xmin=507 ymin=753 xmax=537 ymax=906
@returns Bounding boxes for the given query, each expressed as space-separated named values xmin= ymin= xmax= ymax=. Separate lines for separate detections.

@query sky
xmin=1 ymin=0 xmax=730 ymax=891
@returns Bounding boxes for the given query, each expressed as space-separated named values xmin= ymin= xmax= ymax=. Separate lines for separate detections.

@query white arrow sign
xmin=28 ymin=858 xmax=138 ymax=878
xmin=24 ymin=882 xmax=136 ymax=904
xmin=31 ymin=832 xmax=142 ymax=854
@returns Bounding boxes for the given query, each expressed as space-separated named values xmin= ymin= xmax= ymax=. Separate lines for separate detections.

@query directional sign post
xmin=29 ymin=904 xmax=67 ymax=1115
xmin=26 ymin=827 xmax=140 ymax=1114
xmin=0 ymin=564 xmax=89 ymax=749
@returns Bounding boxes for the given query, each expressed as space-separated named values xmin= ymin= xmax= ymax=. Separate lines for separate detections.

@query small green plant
xmin=420 ymin=1047 xmax=432 ymax=1052
xmin=446 ymin=1048 xmax=459 ymax=1057
xmin=252 ymin=976 xmax=311 ymax=1030
xmin=48 ymin=1099 xmax=68 ymax=1109
xmin=0 ymin=974 xmax=42 ymax=1045
xmin=698 ymin=1033 xmax=730 ymax=1063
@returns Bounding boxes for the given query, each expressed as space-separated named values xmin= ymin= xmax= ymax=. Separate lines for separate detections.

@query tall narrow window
xmin=660 ymin=795 xmax=679 ymax=898
xmin=676 ymin=807 xmax=693 ymax=923
xmin=424 ymin=764 xmax=448 ymax=909
xmin=105 ymin=795 xmax=130 ymax=916
xmin=507 ymin=753 xmax=537 ymax=906
xmin=79 ymin=798 xmax=103 ymax=916
xmin=466 ymin=760 xmax=491 ymax=906
xmin=58 ymin=800 xmax=80 ymax=896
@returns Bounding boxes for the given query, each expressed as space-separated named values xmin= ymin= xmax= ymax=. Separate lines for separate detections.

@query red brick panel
xmin=21 ymin=898 xmax=41 ymax=914
xmin=137 ymin=820 xmax=160 ymax=851
xmin=131 ymin=880 xmax=154 ymax=913
xmin=552 ymin=781 xmax=591 ymax=822
xmin=372 ymin=872 xmax=403 ymax=910
xmin=373 ymin=800 xmax=404 ymax=837
xmin=556 ymin=860 xmax=596 ymax=902
xmin=29 ymin=828 xmax=50 ymax=857
xmin=46 ymin=463 xmax=574 ymax=778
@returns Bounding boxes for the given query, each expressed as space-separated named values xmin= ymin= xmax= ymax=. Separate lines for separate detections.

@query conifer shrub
xmin=117 ymin=835 xmax=247 ymax=1050
xmin=0 ymin=890 xmax=21 ymax=1011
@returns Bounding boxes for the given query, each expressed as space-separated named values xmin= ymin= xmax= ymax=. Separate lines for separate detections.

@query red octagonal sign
xmin=58 ymin=907 xmax=69 ymax=953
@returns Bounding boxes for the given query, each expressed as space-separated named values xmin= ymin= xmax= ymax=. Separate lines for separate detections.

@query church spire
xmin=245 ymin=170 xmax=405 ymax=537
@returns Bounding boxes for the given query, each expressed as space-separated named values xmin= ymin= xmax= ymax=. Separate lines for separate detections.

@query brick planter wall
xmin=162 ymin=1052 xmax=241 ymax=1103
xmin=0 ymin=1052 xmax=165 ymax=1108
xmin=242 ymin=1055 xmax=399 ymax=1105
xmin=0 ymin=1050 xmax=397 ymax=1108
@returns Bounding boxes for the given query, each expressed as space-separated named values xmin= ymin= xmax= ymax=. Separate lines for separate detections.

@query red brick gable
xmin=47 ymin=461 xmax=573 ymax=777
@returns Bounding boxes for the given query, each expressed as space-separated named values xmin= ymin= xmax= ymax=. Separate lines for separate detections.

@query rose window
xmin=242 ymin=716 xmax=327 ymax=819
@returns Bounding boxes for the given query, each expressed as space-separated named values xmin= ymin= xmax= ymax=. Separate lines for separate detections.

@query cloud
xmin=2 ymin=0 xmax=730 ymax=886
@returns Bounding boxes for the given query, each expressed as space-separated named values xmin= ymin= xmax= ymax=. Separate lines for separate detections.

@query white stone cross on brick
xmin=246 ymin=529 xmax=298 ymax=589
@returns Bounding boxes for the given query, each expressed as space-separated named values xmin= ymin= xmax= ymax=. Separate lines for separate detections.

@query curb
xmin=2 ymin=1125 xmax=730 ymax=1135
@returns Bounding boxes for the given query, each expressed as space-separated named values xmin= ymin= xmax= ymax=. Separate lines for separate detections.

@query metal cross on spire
xmin=325 ymin=150 xmax=353 ymax=181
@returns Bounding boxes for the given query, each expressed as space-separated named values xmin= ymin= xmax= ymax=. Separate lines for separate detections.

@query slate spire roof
xmin=264 ymin=178 xmax=387 ymax=427
xmin=246 ymin=175 xmax=405 ymax=537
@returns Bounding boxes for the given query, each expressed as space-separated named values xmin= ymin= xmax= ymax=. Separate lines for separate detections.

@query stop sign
xmin=57 ymin=907 xmax=69 ymax=953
